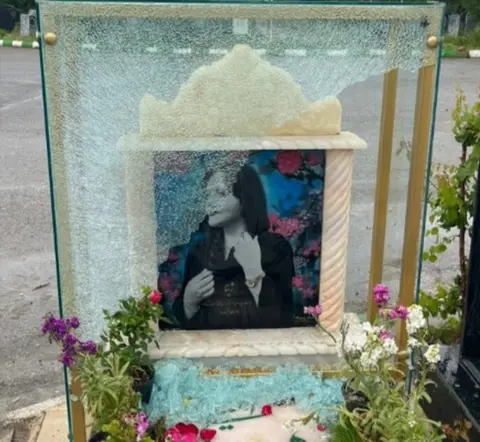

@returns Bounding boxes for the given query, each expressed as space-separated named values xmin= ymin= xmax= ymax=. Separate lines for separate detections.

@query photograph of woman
xmin=172 ymin=165 xmax=295 ymax=330
xmin=156 ymin=149 xmax=325 ymax=331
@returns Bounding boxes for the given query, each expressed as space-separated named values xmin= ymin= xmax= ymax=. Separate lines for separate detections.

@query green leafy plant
xmin=328 ymin=414 xmax=363 ymax=442
xmin=302 ymin=285 xmax=446 ymax=442
xmin=398 ymin=88 xmax=480 ymax=331
xmin=101 ymin=286 xmax=169 ymax=385
xmin=102 ymin=413 xmax=155 ymax=442
xmin=76 ymin=352 xmax=140 ymax=428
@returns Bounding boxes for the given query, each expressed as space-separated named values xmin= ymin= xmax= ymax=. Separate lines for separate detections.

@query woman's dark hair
xmin=203 ymin=164 xmax=270 ymax=268
xmin=232 ymin=165 xmax=269 ymax=236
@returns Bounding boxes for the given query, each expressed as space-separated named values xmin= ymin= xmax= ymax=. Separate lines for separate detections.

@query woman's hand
xmin=183 ymin=269 xmax=214 ymax=319
xmin=233 ymin=233 xmax=263 ymax=279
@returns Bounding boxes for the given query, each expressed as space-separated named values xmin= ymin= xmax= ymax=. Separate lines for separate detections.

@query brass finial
xmin=44 ymin=32 xmax=57 ymax=46
xmin=426 ymin=35 xmax=439 ymax=49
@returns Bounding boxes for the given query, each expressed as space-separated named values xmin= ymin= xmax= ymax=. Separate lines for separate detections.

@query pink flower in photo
xmin=292 ymin=275 xmax=306 ymax=289
xmin=301 ymin=286 xmax=317 ymax=300
xmin=168 ymin=250 xmax=179 ymax=262
xmin=307 ymin=153 xmax=322 ymax=167
xmin=302 ymin=240 xmax=320 ymax=258
xmin=276 ymin=151 xmax=303 ymax=175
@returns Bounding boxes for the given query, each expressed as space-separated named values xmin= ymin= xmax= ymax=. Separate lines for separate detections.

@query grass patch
xmin=0 ymin=25 xmax=36 ymax=43
xmin=444 ymin=28 xmax=480 ymax=51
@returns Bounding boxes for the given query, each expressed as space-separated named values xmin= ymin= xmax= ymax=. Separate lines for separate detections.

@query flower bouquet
xmin=100 ymin=287 xmax=169 ymax=404
xmin=300 ymin=284 xmax=446 ymax=442
xmin=41 ymin=287 xmax=170 ymax=441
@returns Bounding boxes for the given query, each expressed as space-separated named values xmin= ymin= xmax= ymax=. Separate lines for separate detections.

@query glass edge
xmin=35 ymin=0 xmax=446 ymax=7
xmin=407 ymin=1 xmax=445 ymax=397
xmin=414 ymin=2 xmax=446 ymax=306
xmin=36 ymin=3 xmax=75 ymax=441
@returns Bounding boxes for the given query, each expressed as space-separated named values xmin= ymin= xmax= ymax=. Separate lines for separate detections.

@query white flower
xmin=342 ymin=329 xmax=368 ymax=355
xmin=424 ymin=344 xmax=441 ymax=365
xmin=406 ymin=305 xmax=426 ymax=335
xmin=382 ymin=338 xmax=398 ymax=356
xmin=408 ymin=337 xmax=421 ymax=348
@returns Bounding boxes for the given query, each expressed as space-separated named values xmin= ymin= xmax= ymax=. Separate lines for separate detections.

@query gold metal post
xmin=367 ymin=69 xmax=398 ymax=323
xmin=395 ymin=65 xmax=436 ymax=360
xmin=70 ymin=371 xmax=87 ymax=442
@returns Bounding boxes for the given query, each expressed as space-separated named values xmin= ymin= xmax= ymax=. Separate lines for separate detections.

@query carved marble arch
xmin=118 ymin=44 xmax=366 ymax=357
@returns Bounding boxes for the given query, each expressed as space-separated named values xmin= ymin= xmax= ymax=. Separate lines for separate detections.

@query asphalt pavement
xmin=0 ymin=47 xmax=479 ymax=419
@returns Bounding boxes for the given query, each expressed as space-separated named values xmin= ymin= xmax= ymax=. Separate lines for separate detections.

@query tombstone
xmin=37 ymin=1 xmax=444 ymax=436
xmin=447 ymin=13 xmax=461 ymax=36
xmin=20 ymin=14 xmax=29 ymax=36
xmin=28 ymin=9 xmax=37 ymax=36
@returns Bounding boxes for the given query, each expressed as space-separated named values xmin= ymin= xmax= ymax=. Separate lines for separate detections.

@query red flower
xmin=317 ymin=424 xmax=327 ymax=432
xmin=200 ymin=428 xmax=217 ymax=441
xmin=149 ymin=289 xmax=162 ymax=304
xmin=174 ymin=423 xmax=199 ymax=436
xmin=261 ymin=404 xmax=273 ymax=416
xmin=276 ymin=151 xmax=303 ymax=175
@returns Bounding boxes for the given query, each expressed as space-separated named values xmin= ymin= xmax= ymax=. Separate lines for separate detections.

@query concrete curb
xmin=470 ymin=49 xmax=480 ymax=58
xmin=0 ymin=39 xmax=39 ymax=48
xmin=2 ymin=397 xmax=65 ymax=425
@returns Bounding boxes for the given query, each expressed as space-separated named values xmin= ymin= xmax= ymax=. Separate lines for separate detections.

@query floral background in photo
xmin=155 ymin=149 xmax=325 ymax=327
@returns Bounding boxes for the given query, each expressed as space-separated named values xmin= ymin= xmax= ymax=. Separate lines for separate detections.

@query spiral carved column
xmin=319 ymin=149 xmax=354 ymax=331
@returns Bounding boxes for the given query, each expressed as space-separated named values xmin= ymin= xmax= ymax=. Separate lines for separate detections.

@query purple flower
xmin=66 ymin=316 xmax=80 ymax=330
xmin=135 ymin=413 xmax=149 ymax=441
xmin=373 ymin=284 xmax=390 ymax=308
xmin=63 ymin=333 xmax=79 ymax=347
xmin=59 ymin=352 xmax=75 ymax=368
xmin=80 ymin=340 xmax=97 ymax=355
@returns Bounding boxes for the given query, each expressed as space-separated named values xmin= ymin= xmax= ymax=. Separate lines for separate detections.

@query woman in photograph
xmin=172 ymin=164 xmax=295 ymax=330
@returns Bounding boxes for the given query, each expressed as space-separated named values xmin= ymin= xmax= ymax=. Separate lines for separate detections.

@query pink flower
xmin=199 ymin=429 xmax=217 ymax=441
xmin=307 ymin=153 xmax=322 ymax=167
xmin=379 ymin=329 xmax=393 ymax=341
xmin=292 ymin=276 xmax=305 ymax=289
xmin=317 ymin=424 xmax=327 ymax=432
xmin=149 ymin=290 xmax=162 ymax=304
xmin=276 ymin=151 xmax=303 ymax=175
xmin=373 ymin=284 xmax=390 ymax=308
xmin=165 ymin=428 xmax=182 ymax=442
xmin=165 ymin=423 xmax=199 ymax=442
xmin=174 ymin=423 xmax=199 ymax=437
xmin=261 ymin=404 xmax=273 ymax=416
xmin=304 ymin=304 xmax=322 ymax=318
xmin=393 ymin=305 xmax=409 ymax=320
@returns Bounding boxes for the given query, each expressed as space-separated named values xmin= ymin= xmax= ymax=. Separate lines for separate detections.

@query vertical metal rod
xmin=396 ymin=65 xmax=436 ymax=361
xmin=367 ymin=69 xmax=399 ymax=323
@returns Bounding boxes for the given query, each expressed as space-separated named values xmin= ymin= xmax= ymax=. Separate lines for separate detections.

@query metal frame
xmin=37 ymin=2 xmax=443 ymax=440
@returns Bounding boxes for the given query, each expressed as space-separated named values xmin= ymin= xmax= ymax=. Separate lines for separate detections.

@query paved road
xmin=0 ymin=47 xmax=479 ymax=419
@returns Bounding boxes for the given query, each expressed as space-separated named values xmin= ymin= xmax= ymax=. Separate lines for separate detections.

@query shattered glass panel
xmin=38 ymin=2 xmax=443 ymax=338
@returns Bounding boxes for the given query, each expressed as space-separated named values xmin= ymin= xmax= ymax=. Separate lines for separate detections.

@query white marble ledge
xmin=118 ymin=132 xmax=367 ymax=153
xmin=149 ymin=313 xmax=360 ymax=360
